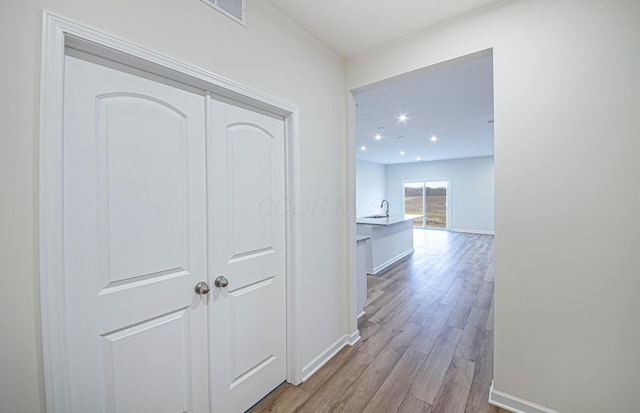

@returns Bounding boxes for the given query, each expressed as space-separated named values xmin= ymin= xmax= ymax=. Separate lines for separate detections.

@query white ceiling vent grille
xmin=201 ymin=0 xmax=246 ymax=26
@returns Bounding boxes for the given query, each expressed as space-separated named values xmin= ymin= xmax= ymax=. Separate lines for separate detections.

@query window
xmin=404 ymin=182 xmax=425 ymax=226
xmin=403 ymin=180 xmax=449 ymax=228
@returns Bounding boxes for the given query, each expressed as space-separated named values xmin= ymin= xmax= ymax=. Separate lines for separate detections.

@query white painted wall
xmin=0 ymin=1 xmax=347 ymax=411
xmin=347 ymin=1 xmax=640 ymax=411
xmin=386 ymin=156 xmax=494 ymax=233
xmin=356 ymin=159 xmax=386 ymax=216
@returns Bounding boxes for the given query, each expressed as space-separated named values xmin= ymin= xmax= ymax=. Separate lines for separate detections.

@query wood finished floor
xmin=249 ymin=230 xmax=503 ymax=413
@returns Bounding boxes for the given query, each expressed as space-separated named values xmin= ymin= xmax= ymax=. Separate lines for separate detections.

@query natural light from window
xmin=404 ymin=181 xmax=448 ymax=228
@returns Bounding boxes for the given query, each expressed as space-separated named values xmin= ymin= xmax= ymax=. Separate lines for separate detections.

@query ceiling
xmin=265 ymin=0 xmax=496 ymax=165
xmin=265 ymin=0 xmax=501 ymax=58
xmin=355 ymin=53 xmax=494 ymax=165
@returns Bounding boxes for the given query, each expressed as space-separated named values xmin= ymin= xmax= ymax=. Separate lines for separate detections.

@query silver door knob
xmin=214 ymin=275 xmax=229 ymax=288
xmin=194 ymin=281 xmax=210 ymax=295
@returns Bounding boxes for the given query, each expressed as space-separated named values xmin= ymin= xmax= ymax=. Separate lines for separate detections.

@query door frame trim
xmin=39 ymin=10 xmax=303 ymax=412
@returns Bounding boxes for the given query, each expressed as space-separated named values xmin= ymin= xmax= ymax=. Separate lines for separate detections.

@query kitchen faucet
xmin=380 ymin=200 xmax=390 ymax=217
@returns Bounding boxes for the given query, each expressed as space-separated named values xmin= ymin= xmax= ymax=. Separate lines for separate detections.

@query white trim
xmin=39 ymin=10 xmax=303 ymax=412
xmin=357 ymin=311 xmax=366 ymax=319
xmin=300 ymin=332 xmax=360 ymax=382
xmin=347 ymin=330 xmax=361 ymax=346
xmin=285 ymin=107 xmax=303 ymax=384
xmin=450 ymin=229 xmax=495 ymax=235
xmin=367 ymin=248 xmax=414 ymax=275
xmin=489 ymin=381 xmax=560 ymax=413
xmin=345 ymin=92 xmax=359 ymax=357
xmin=39 ymin=11 xmax=71 ymax=412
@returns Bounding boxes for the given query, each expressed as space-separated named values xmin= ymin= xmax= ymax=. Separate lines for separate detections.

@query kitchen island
xmin=356 ymin=214 xmax=421 ymax=275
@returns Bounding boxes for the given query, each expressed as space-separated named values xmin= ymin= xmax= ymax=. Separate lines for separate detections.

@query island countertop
xmin=356 ymin=235 xmax=371 ymax=243
xmin=356 ymin=214 xmax=422 ymax=226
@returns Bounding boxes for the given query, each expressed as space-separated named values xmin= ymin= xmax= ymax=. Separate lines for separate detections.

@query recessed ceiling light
xmin=417 ymin=157 xmax=421 ymax=161
xmin=360 ymin=145 xmax=367 ymax=151
xmin=374 ymin=133 xmax=382 ymax=140
xmin=430 ymin=135 xmax=438 ymax=142
xmin=398 ymin=114 xmax=408 ymax=122
xmin=400 ymin=151 xmax=405 ymax=155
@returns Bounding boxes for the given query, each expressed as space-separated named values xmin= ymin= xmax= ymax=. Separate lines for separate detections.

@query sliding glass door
xmin=404 ymin=183 xmax=425 ymax=226
xmin=425 ymin=181 xmax=447 ymax=228
xmin=403 ymin=180 xmax=449 ymax=228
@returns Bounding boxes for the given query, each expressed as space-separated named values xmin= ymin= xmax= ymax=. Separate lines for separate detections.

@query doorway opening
xmin=349 ymin=48 xmax=495 ymax=412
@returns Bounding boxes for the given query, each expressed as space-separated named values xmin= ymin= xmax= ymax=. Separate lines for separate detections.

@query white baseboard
xmin=450 ymin=228 xmax=495 ymax=235
xmin=368 ymin=248 xmax=414 ymax=275
xmin=301 ymin=331 xmax=360 ymax=382
xmin=489 ymin=381 xmax=559 ymax=413
xmin=346 ymin=329 xmax=361 ymax=345
xmin=357 ymin=310 xmax=366 ymax=319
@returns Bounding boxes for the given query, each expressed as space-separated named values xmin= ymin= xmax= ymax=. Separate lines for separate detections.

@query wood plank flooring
xmin=249 ymin=230 xmax=503 ymax=413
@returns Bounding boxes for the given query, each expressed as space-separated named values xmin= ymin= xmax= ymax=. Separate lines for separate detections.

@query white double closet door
xmin=62 ymin=52 xmax=286 ymax=413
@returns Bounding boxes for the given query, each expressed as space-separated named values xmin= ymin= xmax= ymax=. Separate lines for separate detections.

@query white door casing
xmin=208 ymin=98 xmax=287 ymax=412
xmin=40 ymin=12 xmax=303 ymax=413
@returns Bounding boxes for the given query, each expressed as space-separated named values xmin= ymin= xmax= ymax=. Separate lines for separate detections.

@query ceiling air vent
xmin=201 ymin=0 xmax=246 ymax=26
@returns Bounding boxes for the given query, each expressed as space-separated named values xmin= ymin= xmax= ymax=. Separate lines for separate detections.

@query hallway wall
xmin=347 ymin=1 xmax=640 ymax=411
xmin=0 ymin=1 xmax=347 ymax=411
